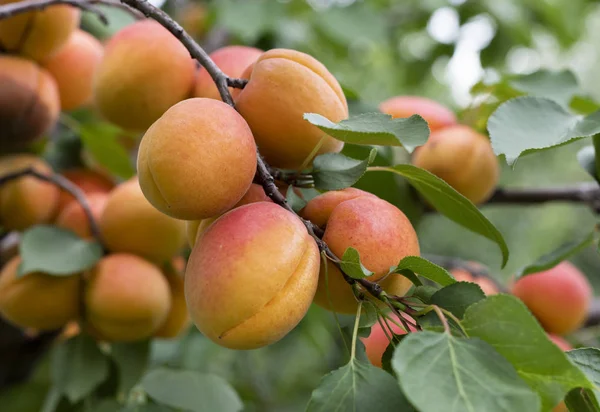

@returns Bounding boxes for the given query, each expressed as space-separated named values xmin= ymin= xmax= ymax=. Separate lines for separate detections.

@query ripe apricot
xmin=93 ymin=20 xmax=196 ymax=131
xmin=138 ymin=98 xmax=257 ymax=220
xmin=450 ymin=268 xmax=499 ymax=296
xmin=0 ymin=155 xmax=60 ymax=231
xmin=42 ymin=30 xmax=103 ymax=111
xmin=361 ymin=316 xmax=415 ymax=368
xmin=0 ymin=1 xmax=80 ymax=62
xmin=0 ymin=56 xmax=59 ymax=149
xmin=302 ymin=190 xmax=419 ymax=314
xmin=55 ymin=193 xmax=107 ymax=239
xmin=154 ymin=259 xmax=190 ymax=338
xmin=235 ymin=49 xmax=348 ymax=169
xmin=512 ymin=262 xmax=592 ymax=335
xmin=379 ymin=96 xmax=456 ymax=132
xmin=0 ymin=256 xmax=79 ymax=330
xmin=193 ymin=45 xmax=262 ymax=100
xmin=185 ymin=202 xmax=320 ymax=349
xmin=85 ymin=254 xmax=171 ymax=342
xmin=56 ymin=168 xmax=114 ymax=212
xmin=99 ymin=178 xmax=186 ymax=263
xmin=412 ymin=125 xmax=499 ymax=204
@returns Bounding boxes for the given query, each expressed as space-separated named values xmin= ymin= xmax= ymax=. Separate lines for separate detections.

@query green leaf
xmin=566 ymin=348 xmax=600 ymax=407
xmin=509 ymin=70 xmax=580 ymax=106
xmin=286 ymin=185 xmax=307 ymax=213
xmin=577 ymin=145 xmax=597 ymax=180
xmin=430 ymin=282 xmax=486 ymax=318
xmin=392 ymin=331 xmax=540 ymax=412
xmin=369 ymin=165 xmax=509 ymax=267
xmin=141 ymin=368 xmax=242 ymax=412
xmin=52 ymin=335 xmax=110 ymax=403
xmin=80 ymin=122 xmax=135 ymax=179
xmin=340 ymin=247 xmax=374 ymax=279
xmin=391 ymin=256 xmax=456 ymax=286
xmin=565 ymin=388 xmax=600 ymax=412
xmin=18 ymin=225 xmax=103 ymax=277
xmin=410 ymin=285 xmax=439 ymax=303
xmin=312 ymin=149 xmax=376 ymax=191
xmin=488 ymin=97 xmax=600 ymax=166
xmin=306 ymin=357 xmax=409 ymax=412
xmin=110 ymin=340 xmax=150 ymax=396
xmin=570 ymin=95 xmax=600 ymax=115
xmin=304 ymin=112 xmax=429 ymax=153
xmin=463 ymin=295 xmax=592 ymax=411
xmin=515 ymin=232 xmax=595 ymax=278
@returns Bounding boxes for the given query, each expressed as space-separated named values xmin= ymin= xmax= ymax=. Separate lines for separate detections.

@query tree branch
xmin=487 ymin=183 xmax=600 ymax=209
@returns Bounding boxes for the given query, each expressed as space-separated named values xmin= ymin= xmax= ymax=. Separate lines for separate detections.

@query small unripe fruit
xmin=0 ymin=56 xmax=59 ymax=149
xmin=138 ymin=98 xmax=257 ymax=220
xmin=94 ymin=21 xmax=196 ymax=131
xmin=0 ymin=1 xmax=80 ymax=62
xmin=235 ymin=49 xmax=348 ymax=169
xmin=512 ymin=262 xmax=592 ymax=335
xmin=0 ymin=256 xmax=79 ymax=330
xmin=450 ymin=267 xmax=499 ymax=296
xmin=154 ymin=259 xmax=190 ymax=339
xmin=43 ymin=30 xmax=104 ymax=111
xmin=85 ymin=254 xmax=171 ymax=342
xmin=55 ymin=194 xmax=108 ymax=239
xmin=412 ymin=125 xmax=499 ymax=204
xmin=185 ymin=202 xmax=320 ymax=349
xmin=379 ymin=96 xmax=456 ymax=132
xmin=100 ymin=178 xmax=186 ymax=263
xmin=194 ymin=45 xmax=262 ymax=100
xmin=0 ymin=155 xmax=60 ymax=231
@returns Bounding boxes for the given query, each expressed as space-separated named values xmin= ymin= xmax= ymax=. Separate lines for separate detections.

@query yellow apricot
xmin=0 ymin=0 xmax=80 ymax=62
xmin=0 ymin=256 xmax=79 ymax=330
xmin=43 ymin=30 xmax=104 ymax=111
xmin=0 ymin=155 xmax=60 ymax=231
xmin=412 ymin=125 xmax=499 ymax=204
xmin=137 ymin=98 xmax=257 ymax=220
xmin=185 ymin=202 xmax=320 ymax=349
xmin=0 ymin=56 xmax=59 ymax=149
xmin=235 ymin=48 xmax=348 ymax=169
xmin=99 ymin=178 xmax=186 ymax=263
xmin=154 ymin=259 xmax=190 ymax=338
xmin=93 ymin=20 xmax=196 ymax=131
xmin=85 ymin=254 xmax=171 ymax=342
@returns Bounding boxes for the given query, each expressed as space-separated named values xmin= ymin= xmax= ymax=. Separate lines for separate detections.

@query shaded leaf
xmin=80 ymin=122 xmax=135 ymax=179
xmin=577 ymin=145 xmax=597 ymax=180
xmin=509 ymin=70 xmax=580 ymax=106
xmin=286 ymin=185 xmax=307 ymax=213
xmin=111 ymin=340 xmax=150 ymax=396
xmin=312 ymin=149 xmax=376 ymax=190
xmin=565 ymin=348 xmax=600 ymax=409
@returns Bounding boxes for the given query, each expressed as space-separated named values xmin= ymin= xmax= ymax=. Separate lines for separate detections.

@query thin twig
xmin=487 ymin=183 xmax=600 ymax=209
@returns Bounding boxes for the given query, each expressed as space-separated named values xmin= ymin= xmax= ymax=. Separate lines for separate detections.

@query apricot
xmin=137 ymin=98 xmax=257 ymax=220
xmin=0 ymin=256 xmax=79 ymax=330
xmin=0 ymin=1 xmax=80 ymax=62
xmin=512 ymin=262 xmax=592 ymax=335
xmin=549 ymin=334 xmax=572 ymax=351
xmin=235 ymin=49 xmax=348 ymax=169
xmin=379 ymin=96 xmax=456 ymax=132
xmin=154 ymin=259 xmax=190 ymax=338
xmin=0 ymin=56 xmax=59 ymax=149
xmin=185 ymin=202 xmax=320 ymax=349
xmin=450 ymin=268 xmax=499 ymax=296
xmin=194 ymin=45 xmax=262 ymax=101
xmin=412 ymin=125 xmax=499 ymax=204
xmin=55 ymin=193 xmax=107 ymax=239
xmin=93 ymin=20 xmax=196 ymax=131
xmin=302 ymin=190 xmax=419 ymax=314
xmin=57 ymin=168 xmax=114 ymax=212
xmin=84 ymin=254 xmax=171 ymax=342
xmin=99 ymin=178 xmax=186 ymax=263
xmin=177 ymin=2 xmax=207 ymax=40
xmin=42 ymin=30 xmax=103 ymax=111
xmin=0 ymin=155 xmax=60 ymax=231
xmin=185 ymin=184 xmax=272 ymax=247
xmin=361 ymin=316 xmax=415 ymax=368
xmin=301 ymin=187 xmax=376 ymax=227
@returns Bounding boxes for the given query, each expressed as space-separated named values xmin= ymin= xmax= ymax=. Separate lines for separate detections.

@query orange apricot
xmin=154 ymin=260 xmax=190 ymax=339
xmin=56 ymin=168 xmax=114 ymax=212
xmin=361 ymin=316 xmax=416 ymax=368
xmin=379 ymin=96 xmax=456 ymax=132
xmin=450 ymin=268 xmax=499 ymax=296
xmin=55 ymin=193 xmax=107 ymax=239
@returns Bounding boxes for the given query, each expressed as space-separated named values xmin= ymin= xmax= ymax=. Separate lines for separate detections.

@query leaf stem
xmin=432 ymin=305 xmax=451 ymax=335
xmin=351 ymin=302 xmax=362 ymax=361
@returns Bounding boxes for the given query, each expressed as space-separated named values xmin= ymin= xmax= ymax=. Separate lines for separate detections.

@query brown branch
xmin=487 ymin=183 xmax=600 ymax=210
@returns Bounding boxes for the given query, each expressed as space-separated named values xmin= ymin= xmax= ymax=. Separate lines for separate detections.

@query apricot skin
xmin=0 ymin=1 xmax=80 ymax=62
xmin=412 ymin=125 xmax=499 ymax=204
xmin=194 ymin=46 xmax=262 ymax=101
xmin=55 ymin=193 xmax=108 ymax=239
xmin=0 ymin=56 xmax=59 ymax=149
xmin=511 ymin=262 xmax=592 ymax=335
xmin=0 ymin=155 xmax=60 ymax=231
xmin=450 ymin=268 xmax=499 ymax=296
xmin=154 ymin=260 xmax=190 ymax=339
xmin=301 ymin=187 xmax=376 ymax=228
xmin=93 ymin=20 xmax=196 ymax=131
xmin=235 ymin=49 xmax=348 ymax=169
xmin=43 ymin=30 xmax=104 ymax=111
xmin=303 ymin=191 xmax=420 ymax=314
xmin=379 ymin=96 xmax=456 ymax=132
xmin=138 ymin=98 xmax=257 ymax=220
xmin=85 ymin=254 xmax=171 ymax=342
xmin=99 ymin=178 xmax=186 ymax=263
xmin=0 ymin=256 xmax=79 ymax=330
xmin=361 ymin=317 xmax=415 ymax=368
xmin=185 ymin=202 xmax=320 ymax=349
xmin=57 ymin=168 xmax=114 ymax=212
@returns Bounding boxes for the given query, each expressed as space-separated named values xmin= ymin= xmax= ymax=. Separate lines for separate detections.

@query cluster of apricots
xmin=0 ymin=154 xmax=190 ymax=341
